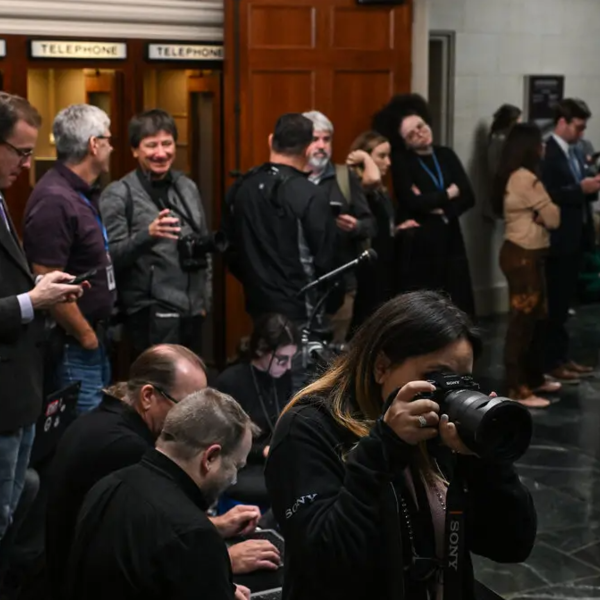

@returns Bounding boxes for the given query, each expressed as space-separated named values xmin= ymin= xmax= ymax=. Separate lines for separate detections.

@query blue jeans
xmin=0 ymin=425 xmax=35 ymax=541
xmin=58 ymin=340 xmax=111 ymax=414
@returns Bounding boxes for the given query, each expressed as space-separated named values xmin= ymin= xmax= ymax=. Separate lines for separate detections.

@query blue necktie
xmin=568 ymin=147 xmax=583 ymax=182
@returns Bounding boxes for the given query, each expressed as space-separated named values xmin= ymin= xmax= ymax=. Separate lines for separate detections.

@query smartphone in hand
xmin=331 ymin=201 xmax=343 ymax=217
xmin=69 ymin=269 xmax=98 ymax=285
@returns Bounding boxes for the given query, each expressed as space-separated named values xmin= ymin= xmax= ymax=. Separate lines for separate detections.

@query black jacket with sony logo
xmin=265 ymin=398 xmax=536 ymax=600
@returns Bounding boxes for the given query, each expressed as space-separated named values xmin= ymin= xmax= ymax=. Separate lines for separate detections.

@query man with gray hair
xmin=302 ymin=110 xmax=374 ymax=343
xmin=66 ymin=388 xmax=255 ymax=600
xmin=23 ymin=104 xmax=116 ymax=413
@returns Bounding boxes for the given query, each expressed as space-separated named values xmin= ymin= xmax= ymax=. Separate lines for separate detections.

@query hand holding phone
xmin=330 ymin=201 xmax=343 ymax=217
xmin=69 ymin=269 xmax=98 ymax=285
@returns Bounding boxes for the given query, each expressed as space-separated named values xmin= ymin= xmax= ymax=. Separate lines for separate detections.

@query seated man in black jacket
xmin=47 ymin=344 xmax=280 ymax=600
xmin=65 ymin=388 xmax=256 ymax=600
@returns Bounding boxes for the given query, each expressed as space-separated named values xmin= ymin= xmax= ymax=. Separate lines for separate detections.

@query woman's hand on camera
xmin=439 ymin=392 xmax=496 ymax=456
xmin=439 ymin=415 xmax=473 ymax=455
xmin=383 ymin=381 xmax=441 ymax=445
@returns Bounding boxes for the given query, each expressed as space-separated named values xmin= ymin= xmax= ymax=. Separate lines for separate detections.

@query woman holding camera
xmin=265 ymin=291 xmax=536 ymax=600
xmin=492 ymin=123 xmax=560 ymax=408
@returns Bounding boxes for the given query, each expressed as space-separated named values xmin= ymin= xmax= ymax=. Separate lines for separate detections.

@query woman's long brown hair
xmin=283 ymin=291 xmax=481 ymax=470
xmin=348 ymin=130 xmax=390 ymax=189
xmin=491 ymin=122 xmax=543 ymax=218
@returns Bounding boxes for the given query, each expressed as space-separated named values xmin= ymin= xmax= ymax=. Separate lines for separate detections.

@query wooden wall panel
xmin=249 ymin=70 xmax=316 ymax=165
xmin=331 ymin=70 xmax=394 ymax=160
xmin=249 ymin=6 xmax=317 ymax=49
xmin=223 ymin=0 xmax=413 ymax=357
xmin=329 ymin=7 xmax=394 ymax=51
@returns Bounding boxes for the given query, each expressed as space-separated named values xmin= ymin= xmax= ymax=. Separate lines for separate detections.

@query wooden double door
xmin=222 ymin=0 xmax=414 ymax=357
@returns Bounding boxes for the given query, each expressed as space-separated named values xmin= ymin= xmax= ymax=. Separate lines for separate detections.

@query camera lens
xmin=443 ymin=390 xmax=533 ymax=462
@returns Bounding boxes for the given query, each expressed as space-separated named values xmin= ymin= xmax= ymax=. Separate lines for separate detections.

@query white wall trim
xmin=0 ymin=0 xmax=224 ymax=40
xmin=411 ymin=0 xmax=430 ymax=95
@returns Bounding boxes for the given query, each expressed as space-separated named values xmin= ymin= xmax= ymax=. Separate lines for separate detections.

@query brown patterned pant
xmin=499 ymin=240 xmax=548 ymax=397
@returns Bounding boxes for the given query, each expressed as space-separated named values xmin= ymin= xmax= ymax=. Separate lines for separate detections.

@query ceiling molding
xmin=0 ymin=0 xmax=224 ymax=40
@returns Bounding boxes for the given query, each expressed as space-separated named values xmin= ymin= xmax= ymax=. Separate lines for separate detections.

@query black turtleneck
xmin=136 ymin=168 xmax=174 ymax=210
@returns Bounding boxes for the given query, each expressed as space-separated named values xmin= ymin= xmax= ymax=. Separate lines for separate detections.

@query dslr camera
xmin=414 ymin=371 xmax=532 ymax=462
xmin=178 ymin=231 xmax=228 ymax=272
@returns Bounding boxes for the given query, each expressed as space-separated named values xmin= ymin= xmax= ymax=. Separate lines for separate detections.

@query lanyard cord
xmin=417 ymin=151 xmax=445 ymax=191
xmin=78 ymin=193 xmax=109 ymax=252
xmin=250 ymin=360 xmax=281 ymax=434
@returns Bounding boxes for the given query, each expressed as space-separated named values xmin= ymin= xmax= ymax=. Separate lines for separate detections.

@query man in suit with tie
xmin=0 ymin=92 xmax=84 ymax=542
xmin=541 ymin=98 xmax=600 ymax=382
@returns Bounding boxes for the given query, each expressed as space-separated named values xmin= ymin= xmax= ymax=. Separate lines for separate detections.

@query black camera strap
xmin=443 ymin=471 xmax=467 ymax=600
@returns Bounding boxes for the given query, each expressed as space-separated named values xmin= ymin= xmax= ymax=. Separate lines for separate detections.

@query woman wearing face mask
xmin=216 ymin=313 xmax=300 ymax=509
xmin=394 ymin=115 xmax=476 ymax=316
xmin=346 ymin=131 xmax=420 ymax=332
xmin=265 ymin=291 xmax=536 ymax=600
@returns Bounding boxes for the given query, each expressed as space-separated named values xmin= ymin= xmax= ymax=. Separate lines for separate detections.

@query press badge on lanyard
xmin=79 ymin=193 xmax=116 ymax=291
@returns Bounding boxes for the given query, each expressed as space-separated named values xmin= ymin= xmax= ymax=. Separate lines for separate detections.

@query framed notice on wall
xmin=525 ymin=75 xmax=565 ymax=137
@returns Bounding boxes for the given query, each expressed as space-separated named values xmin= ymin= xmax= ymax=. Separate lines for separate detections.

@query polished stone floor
xmin=473 ymin=305 xmax=600 ymax=599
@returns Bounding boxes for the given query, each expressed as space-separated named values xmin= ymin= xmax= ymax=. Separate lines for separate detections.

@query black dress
xmin=351 ymin=188 xmax=396 ymax=332
xmin=393 ymin=146 xmax=476 ymax=315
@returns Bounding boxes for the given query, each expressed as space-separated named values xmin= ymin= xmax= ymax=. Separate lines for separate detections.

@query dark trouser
xmin=126 ymin=306 xmax=204 ymax=361
xmin=0 ymin=426 xmax=36 ymax=543
xmin=544 ymin=253 xmax=581 ymax=371
xmin=499 ymin=241 xmax=547 ymax=395
xmin=0 ymin=469 xmax=39 ymax=585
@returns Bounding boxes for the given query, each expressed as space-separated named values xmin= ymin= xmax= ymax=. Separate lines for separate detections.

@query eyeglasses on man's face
xmin=150 ymin=384 xmax=179 ymax=404
xmin=1 ymin=139 xmax=34 ymax=163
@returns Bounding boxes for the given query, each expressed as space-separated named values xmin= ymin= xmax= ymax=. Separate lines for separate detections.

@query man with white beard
xmin=302 ymin=111 xmax=375 ymax=343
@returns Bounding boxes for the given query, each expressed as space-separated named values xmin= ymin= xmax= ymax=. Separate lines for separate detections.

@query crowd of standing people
xmin=2 ymin=85 xmax=594 ymax=600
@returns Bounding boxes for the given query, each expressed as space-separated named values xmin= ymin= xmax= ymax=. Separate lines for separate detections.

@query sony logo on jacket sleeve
xmin=285 ymin=494 xmax=318 ymax=519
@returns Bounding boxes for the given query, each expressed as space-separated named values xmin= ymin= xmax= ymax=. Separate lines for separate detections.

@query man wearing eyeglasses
xmin=23 ymin=104 xmax=117 ymax=414
xmin=541 ymin=98 xmax=600 ymax=382
xmin=46 ymin=344 xmax=281 ymax=600
xmin=0 ymin=92 xmax=85 ymax=544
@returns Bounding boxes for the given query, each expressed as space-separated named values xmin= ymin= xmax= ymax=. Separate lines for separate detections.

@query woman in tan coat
xmin=493 ymin=123 xmax=560 ymax=408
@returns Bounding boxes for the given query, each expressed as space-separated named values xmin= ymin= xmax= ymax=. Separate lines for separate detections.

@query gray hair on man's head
xmin=302 ymin=110 xmax=334 ymax=134
xmin=158 ymin=388 xmax=259 ymax=462
xmin=52 ymin=104 xmax=110 ymax=164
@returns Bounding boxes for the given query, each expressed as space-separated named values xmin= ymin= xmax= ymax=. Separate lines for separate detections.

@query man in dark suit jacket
xmin=0 ymin=92 xmax=83 ymax=542
xmin=541 ymin=98 xmax=600 ymax=382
